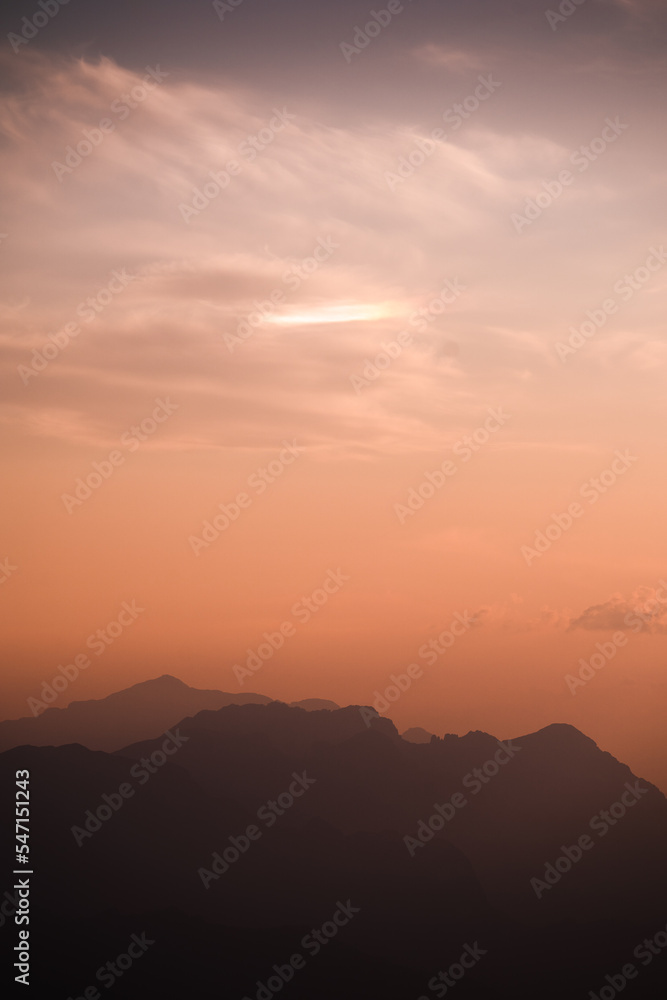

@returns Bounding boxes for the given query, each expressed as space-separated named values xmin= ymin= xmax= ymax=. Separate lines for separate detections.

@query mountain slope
xmin=2 ymin=701 xmax=666 ymax=998
xmin=0 ymin=674 xmax=271 ymax=752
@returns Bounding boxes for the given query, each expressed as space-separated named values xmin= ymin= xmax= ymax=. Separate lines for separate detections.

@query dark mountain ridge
xmin=2 ymin=695 xmax=666 ymax=997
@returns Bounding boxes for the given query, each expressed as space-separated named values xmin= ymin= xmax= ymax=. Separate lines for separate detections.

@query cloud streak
xmin=569 ymin=587 xmax=667 ymax=634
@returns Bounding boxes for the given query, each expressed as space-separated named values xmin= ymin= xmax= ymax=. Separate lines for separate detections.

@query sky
xmin=1 ymin=0 xmax=667 ymax=789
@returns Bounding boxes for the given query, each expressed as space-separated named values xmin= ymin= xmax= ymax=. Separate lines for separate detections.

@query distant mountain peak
xmin=401 ymin=727 xmax=435 ymax=744
xmin=529 ymin=722 xmax=597 ymax=747
xmin=148 ymin=674 xmax=190 ymax=686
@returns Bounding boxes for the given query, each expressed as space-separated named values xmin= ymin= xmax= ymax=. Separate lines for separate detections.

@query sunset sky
xmin=1 ymin=0 xmax=667 ymax=789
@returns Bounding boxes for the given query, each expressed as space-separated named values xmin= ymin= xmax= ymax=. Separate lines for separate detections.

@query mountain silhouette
xmin=289 ymin=698 xmax=340 ymax=711
xmin=401 ymin=726 xmax=436 ymax=743
xmin=2 ymin=695 xmax=666 ymax=998
xmin=0 ymin=676 xmax=344 ymax=755
xmin=0 ymin=675 xmax=272 ymax=753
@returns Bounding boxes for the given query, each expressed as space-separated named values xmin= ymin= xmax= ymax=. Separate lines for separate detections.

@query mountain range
xmin=0 ymin=675 xmax=344 ymax=753
xmin=1 ymin=676 xmax=665 ymax=998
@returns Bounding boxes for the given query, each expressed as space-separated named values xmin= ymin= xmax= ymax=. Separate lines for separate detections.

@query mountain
xmin=401 ymin=726 xmax=435 ymax=743
xmin=0 ymin=675 xmax=271 ymax=752
xmin=290 ymin=698 xmax=340 ymax=711
xmin=2 ymin=700 xmax=666 ymax=998
xmin=0 ymin=677 xmax=344 ymax=755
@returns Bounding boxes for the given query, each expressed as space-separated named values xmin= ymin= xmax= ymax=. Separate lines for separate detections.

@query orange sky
xmin=1 ymin=0 xmax=667 ymax=791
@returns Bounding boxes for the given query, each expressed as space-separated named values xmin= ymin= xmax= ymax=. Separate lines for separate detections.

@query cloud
xmin=0 ymin=50 xmax=512 ymax=456
xmin=569 ymin=586 xmax=667 ymax=633
xmin=0 ymin=48 xmax=665 ymax=467
xmin=411 ymin=45 xmax=486 ymax=74
xmin=471 ymin=595 xmax=571 ymax=632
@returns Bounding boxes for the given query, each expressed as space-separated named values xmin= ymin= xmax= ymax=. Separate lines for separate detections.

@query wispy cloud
xmin=569 ymin=587 xmax=667 ymax=633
